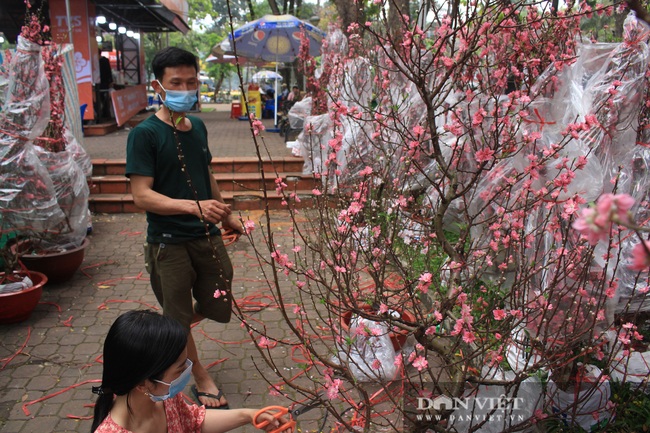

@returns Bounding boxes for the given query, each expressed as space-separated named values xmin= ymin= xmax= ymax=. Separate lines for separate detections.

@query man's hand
xmin=195 ymin=199 xmax=231 ymax=224
xmin=222 ymin=214 xmax=244 ymax=235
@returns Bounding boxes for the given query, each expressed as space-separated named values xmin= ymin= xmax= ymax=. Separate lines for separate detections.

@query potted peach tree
xmin=1 ymin=8 xmax=91 ymax=285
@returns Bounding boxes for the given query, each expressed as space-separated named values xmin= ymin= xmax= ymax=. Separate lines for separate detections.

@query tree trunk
xmin=213 ymin=74 xmax=225 ymax=101
xmin=267 ymin=0 xmax=281 ymax=15
xmin=247 ymin=0 xmax=256 ymax=20
xmin=333 ymin=0 xmax=365 ymax=34
xmin=281 ymin=0 xmax=295 ymax=15
xmin=388 ymin=0 xmax=410 ymax=42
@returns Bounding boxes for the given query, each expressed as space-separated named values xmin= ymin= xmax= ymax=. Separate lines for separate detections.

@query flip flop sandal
xmin=190 ymin=384 xmax=230 ymax=409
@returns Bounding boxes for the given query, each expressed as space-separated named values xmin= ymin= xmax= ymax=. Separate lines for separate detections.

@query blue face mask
xmin=156 ymin=81 xmax=198 ymax=113
xmin=148 ymin=359 xmax=193 ymax=402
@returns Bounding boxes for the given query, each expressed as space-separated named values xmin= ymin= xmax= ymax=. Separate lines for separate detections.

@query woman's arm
xmin=202 ymin=408 xmax=290 ymax=433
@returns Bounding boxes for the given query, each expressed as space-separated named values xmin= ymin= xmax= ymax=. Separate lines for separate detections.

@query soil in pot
xmin=12 ymin=237 xmax=90 ymax=284
xmin=0 ymin=271 xmax=48 ymax=324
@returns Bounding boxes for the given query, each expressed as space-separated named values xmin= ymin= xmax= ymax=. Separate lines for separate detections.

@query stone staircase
xmin=88 ymin=156 xmax=315 ymax=213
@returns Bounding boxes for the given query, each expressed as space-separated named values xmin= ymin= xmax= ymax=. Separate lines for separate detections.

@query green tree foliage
xmin=141 ymin=0 xmax=322 ymax=95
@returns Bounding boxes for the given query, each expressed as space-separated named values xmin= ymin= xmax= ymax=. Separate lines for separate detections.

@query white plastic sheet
xmin=450 ymin=366 xmax=544 ymax=433
xmin=546 ymin=364 xmax=613 ymax=431
xmin=338 ymin=315 xmax=398 ymax=382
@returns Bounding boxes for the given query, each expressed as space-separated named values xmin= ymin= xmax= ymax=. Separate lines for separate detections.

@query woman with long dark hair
xmin=91 ymin=310 xmax=288 ymax=433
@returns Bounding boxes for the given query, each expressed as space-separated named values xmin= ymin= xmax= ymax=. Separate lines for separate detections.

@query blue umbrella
xmin=217 ymin=14 xmax=326 ymax=127
xmin=225 ymin=14 xmax=325 ymax=63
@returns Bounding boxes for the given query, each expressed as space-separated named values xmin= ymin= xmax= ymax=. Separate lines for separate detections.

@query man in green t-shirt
xmin=126 ymin=47 xmax=241 ymax=409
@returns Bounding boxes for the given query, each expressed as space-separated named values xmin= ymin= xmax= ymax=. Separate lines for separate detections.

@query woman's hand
xmin=251 ymin=408 xmax=293 ymax=433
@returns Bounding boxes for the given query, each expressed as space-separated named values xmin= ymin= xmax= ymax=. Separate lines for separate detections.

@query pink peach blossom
xmin=629 ymin=240 xmax=650 ymax=272
xmin=573 ymin=194 xmax=634 ymax=245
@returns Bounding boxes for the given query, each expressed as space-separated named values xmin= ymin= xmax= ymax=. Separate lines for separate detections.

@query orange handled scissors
xmin=253 ymin=406 xmax=295 ymax=433
xmin=254 ymin=393 xmax=325 ymax=433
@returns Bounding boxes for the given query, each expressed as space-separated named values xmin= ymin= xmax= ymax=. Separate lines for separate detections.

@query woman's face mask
xmin=148 ymin=358 xmax=193 ymax=402
xmin=156 ymin=80 xmax=198 ymax=113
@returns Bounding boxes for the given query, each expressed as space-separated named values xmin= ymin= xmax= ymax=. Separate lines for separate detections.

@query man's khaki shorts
xmin=144 ymin=235 xmax=233 ymax=329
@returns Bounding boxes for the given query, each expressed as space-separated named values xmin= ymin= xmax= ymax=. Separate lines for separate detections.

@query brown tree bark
xmin=267 ymin=0 xmax=281 ymax=15
xmin=627 ymin=0 xmax=650 ymax=27
xmin=388 ymin=0 xmax=410 ymax=41
xmin=333 ymin=0 xmax=365 ymax=34
xmin=247 ymin=0 xmax=257 ymax=20
xmin=282 ymin=0 xmax=295 ymax=15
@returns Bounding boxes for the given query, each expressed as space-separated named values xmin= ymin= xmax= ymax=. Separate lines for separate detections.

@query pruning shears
xmin=253 ymin=393 xmax=325 ymax=433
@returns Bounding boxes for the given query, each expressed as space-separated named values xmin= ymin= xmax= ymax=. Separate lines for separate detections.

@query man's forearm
xmin=133 ymin=188 xmax=197 ymax=216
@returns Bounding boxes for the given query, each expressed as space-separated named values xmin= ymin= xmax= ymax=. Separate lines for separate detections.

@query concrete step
xmin=89 ymin=172 xmax=316 ymax=195
xmin=91 ymin=157 xmax=305 ymax=176
xmin=89 ymin=157 xmax=315 ymax=212
xmin=88 ymin=191 xmax=315 ymax=213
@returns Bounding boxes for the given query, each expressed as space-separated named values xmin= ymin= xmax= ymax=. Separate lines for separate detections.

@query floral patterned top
xmin=94 ymin=394 xmax=206 ymax=433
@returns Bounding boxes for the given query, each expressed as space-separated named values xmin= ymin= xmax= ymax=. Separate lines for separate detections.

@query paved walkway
xmin=0 ymin=106 xmax=319 ymax=432
xmin=83 ymin=103 xmax=294 ymax=160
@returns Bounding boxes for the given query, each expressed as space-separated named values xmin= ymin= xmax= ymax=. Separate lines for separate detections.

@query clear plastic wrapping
xmin=0 ymin=36 xmax=50 ymax=141
xmin=295 ymin=114 xmax=333 ymax=175
xmin=546 ymin=365 xmax=613 ymax=431
xmin=0 ymin=36 xmax=89 ymax=251
xmin=338 ymin=315 xmax=398 ymax=382
xmin=450 ymin=366 xmax=543 ymax=433
xmin=469 ymin=13 xmax=650 ymax=318
xmin=288 ymin=96 xmax=311 ymax=129
xmin=32 ymin=143 xmax=89 ymax=250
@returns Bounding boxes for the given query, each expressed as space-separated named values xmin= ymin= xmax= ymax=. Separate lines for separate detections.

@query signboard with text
xmin=110 ymin=85 xmax=147 ymax=127
xmin=49 ymin=0 xmax=97 ymax=120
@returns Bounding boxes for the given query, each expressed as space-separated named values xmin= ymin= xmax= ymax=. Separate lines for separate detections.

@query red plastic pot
xmin=12 ymin=237 xmax=90 ymax=284
xmin=0 ymin=271 xmax=48 ymax=324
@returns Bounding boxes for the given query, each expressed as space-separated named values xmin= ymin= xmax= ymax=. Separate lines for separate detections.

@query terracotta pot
xmin=0 ymin=271 xmax=48 ymax=324
xmin=341 ymin=304 xmax=415 ymax=351
xmin=12 ymin=237 xmax=90 ymax=284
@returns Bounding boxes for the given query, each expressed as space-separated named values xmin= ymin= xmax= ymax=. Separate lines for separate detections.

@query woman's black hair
xmin=91 ymin=310 xmax=187 ymax=432
xmin=151 ymin=46 xmax=198 ymax=81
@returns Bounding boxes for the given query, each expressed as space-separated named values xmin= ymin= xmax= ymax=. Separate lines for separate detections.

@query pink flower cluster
xmin=572 ymin=193 xmax=634 ymax=245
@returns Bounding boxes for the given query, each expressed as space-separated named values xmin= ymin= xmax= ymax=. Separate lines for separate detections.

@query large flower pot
xmin=12 ymin=237 xmax=90 ymax=284
xmin=0 ymin=271 xmax=48 ymax=324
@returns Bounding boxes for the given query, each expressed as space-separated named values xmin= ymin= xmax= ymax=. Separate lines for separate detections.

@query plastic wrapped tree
xmin=230 ymin=1 xmax=650 ymax=431
xmin=0 ymin=5 xmax=90 ymax=282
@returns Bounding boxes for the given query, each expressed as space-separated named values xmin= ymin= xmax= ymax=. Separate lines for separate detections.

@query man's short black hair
xmin=151 ymin=47 xmax=198 ymax=80
xmin=292 ymin=85 xmax=299 ymax=90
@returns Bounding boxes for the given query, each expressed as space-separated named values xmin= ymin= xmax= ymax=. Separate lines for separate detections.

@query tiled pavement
xmin=0 ymin=106 xmax=323 ymax=432
xmin=83 ymin=103 xmax=293 ymax=160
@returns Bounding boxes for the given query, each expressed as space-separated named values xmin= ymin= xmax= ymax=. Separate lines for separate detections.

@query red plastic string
xmin=95 ymin=271 xmax=148 ymax=287
xmin=97 ymin=299 xmax=160 ymax=310
xmin=521 ymin=108 xmax=557 ymax=129
xmin=38 ymin=301 xmax=62 ymax=312
xmin=67 ymin=404 xmax=95 ymax=420
xmin=118 ymin=230 xmax=143 ymax=236
xmin=1 ymin=327 xmax=31 ymax=370
xmin=205 ymin=358 xmax=228 ymax=369
xmin=80 ymin=261 xmax=117 ymax=278
xmin=22 ymin=379 xmax=101 ymax=416
xmin=197 ymin=329 xmax=249 ymax=345
xmin=62 ymin=316 xmax=74 ymax=327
